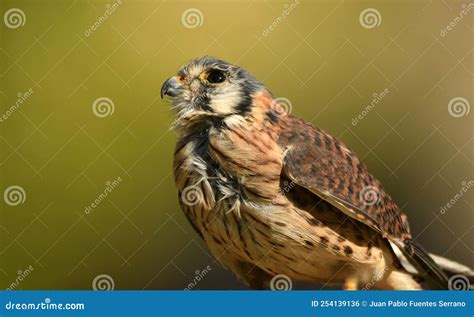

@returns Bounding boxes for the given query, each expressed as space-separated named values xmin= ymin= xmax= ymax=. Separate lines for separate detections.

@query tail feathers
xmin=430 ymin=253 xmax=474 ymax=290
xmin=398 ymin=240 xmax=448 ymax=289
xmin=429 ymin=253 xmax=474 ymax=276
xmin=389 ymin=240 xmax=473 ymax=290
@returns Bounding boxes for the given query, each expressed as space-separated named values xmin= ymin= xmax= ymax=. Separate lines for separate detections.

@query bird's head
xmin=161 ymin=56 xmax=279 ymax=131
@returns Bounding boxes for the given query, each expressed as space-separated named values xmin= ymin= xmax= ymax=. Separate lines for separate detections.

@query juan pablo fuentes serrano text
xmin=369 ymin=300 xmax=465 ymax=308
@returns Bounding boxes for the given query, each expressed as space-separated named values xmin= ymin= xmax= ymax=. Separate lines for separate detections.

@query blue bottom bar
xmin=1 ymin=291 xmax=473 ymax=317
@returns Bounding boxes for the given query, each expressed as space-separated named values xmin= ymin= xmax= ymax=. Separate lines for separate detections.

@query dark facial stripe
xmin=195 ymin=95 xmax=213 ymax=112
xmin=234 ymin=86 xmax=252 ymax=115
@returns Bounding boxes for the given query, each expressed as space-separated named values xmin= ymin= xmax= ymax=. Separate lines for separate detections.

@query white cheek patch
xmin=210 ymin=86 xmax=241 ymax=114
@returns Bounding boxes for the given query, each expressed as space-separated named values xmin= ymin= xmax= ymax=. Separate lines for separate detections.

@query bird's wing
xmin=279 ymin=116 xmax=410 ymax=240
xmin=278 ymin=116 xmax=448 ymax=288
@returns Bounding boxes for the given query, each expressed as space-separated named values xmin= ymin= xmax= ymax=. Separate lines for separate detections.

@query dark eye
xmin=207 ymin=69 xmax=226 ymax=83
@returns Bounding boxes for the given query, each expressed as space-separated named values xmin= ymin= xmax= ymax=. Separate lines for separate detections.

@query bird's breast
xmin=207 ymin=125 xmax=283 ymax=202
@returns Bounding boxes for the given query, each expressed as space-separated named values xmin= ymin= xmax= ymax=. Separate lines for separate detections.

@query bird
xmin=160 ymin=56 xmax=473 ymax=290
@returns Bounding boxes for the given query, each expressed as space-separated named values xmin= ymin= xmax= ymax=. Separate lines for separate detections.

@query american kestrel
xmin=161 ymin=56 xmax=473 ymax=290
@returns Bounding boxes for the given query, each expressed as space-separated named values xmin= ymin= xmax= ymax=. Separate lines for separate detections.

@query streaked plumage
xmin=161 ymin=56 xmax=473 ymax=290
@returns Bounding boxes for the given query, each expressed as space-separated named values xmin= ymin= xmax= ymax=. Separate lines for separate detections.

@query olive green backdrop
xmin=1 ymin=0 xmax=472 ymax=290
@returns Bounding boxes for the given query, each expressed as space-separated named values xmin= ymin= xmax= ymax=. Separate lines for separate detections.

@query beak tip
xmin=160 ymin=80 xmax=170 ymax=99
xmin=160 ymin=77 xmax=183 ymax=99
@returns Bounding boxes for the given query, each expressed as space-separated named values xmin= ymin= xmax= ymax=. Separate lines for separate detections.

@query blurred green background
xmin=0 ymin=0 xmax=472 ymax=290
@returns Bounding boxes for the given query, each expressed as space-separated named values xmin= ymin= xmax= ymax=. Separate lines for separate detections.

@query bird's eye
xmin=207 ymin=69 xmax=226 ymax=84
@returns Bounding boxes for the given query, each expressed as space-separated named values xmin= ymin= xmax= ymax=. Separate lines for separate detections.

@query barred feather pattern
xmin=163 ymin=56 xmax=468 ymax=290
xmin=172 ymin=106 xmax=399 ymax=288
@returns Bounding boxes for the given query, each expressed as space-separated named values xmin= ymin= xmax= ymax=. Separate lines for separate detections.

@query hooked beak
xmin=160 ymin=77 xmax=183 ymax=99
